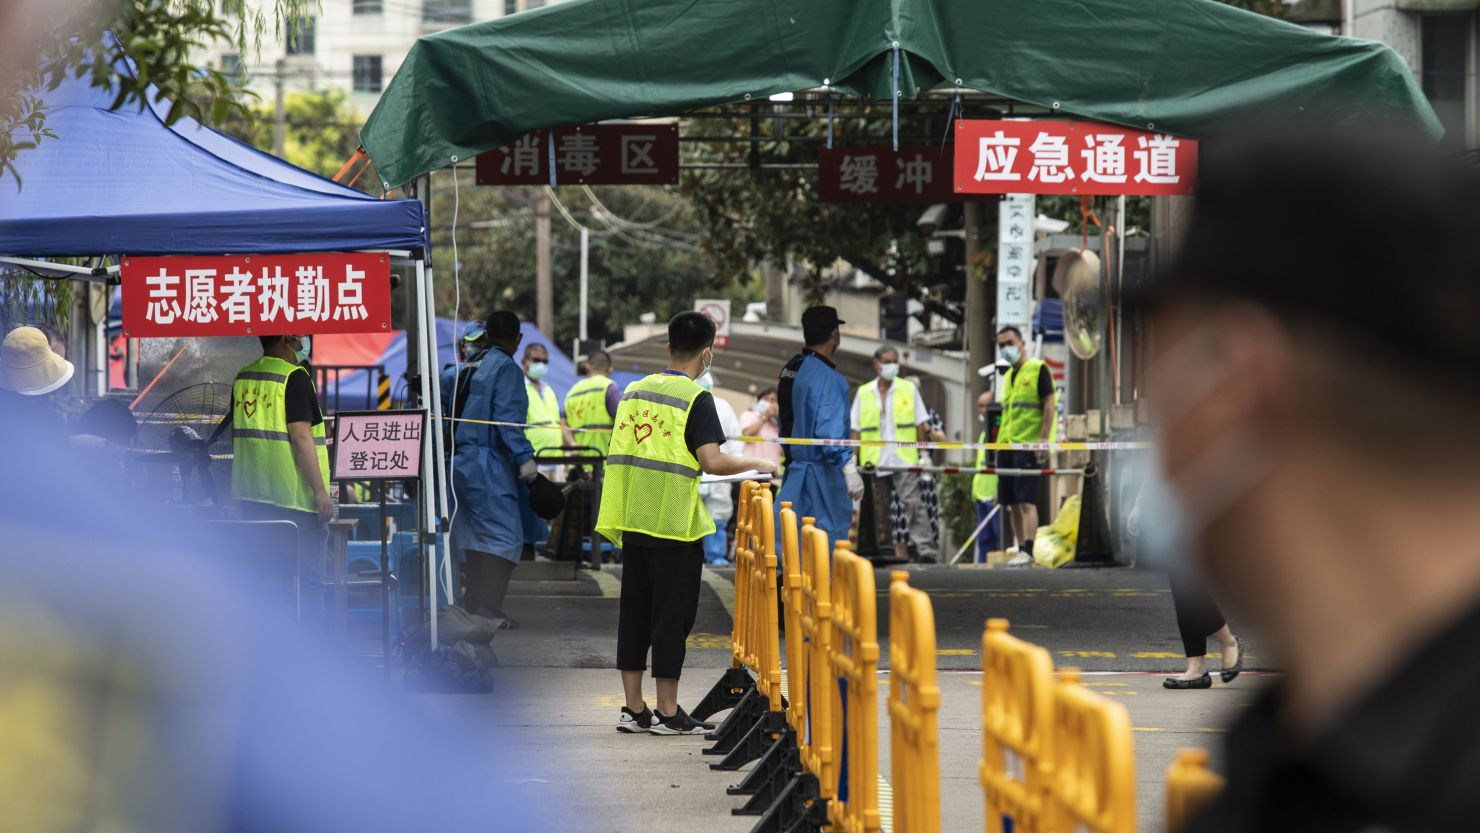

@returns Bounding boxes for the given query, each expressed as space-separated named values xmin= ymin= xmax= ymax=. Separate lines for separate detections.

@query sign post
xmin=996 ymin=193 xmax=1036 ymax=339
xmin=694 ymin=298 xmax=731 ymax=349
xmin=332 ymin=409 xmax=427 ymax=667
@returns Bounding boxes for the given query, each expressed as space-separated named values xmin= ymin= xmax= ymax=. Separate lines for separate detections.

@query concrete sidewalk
xmin=415 ymin=665 xmax=1266 ymax=833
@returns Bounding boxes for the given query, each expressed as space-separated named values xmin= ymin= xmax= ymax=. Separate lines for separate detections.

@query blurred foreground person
xmin=1139 ymin=130 xmax=1480 ymax=833
xmin=0 ymin=390 xmax=545 ymax=833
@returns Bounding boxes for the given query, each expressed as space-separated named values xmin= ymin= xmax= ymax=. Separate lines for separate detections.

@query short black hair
xmin=586 ymin=350 xmax=612 ymax=371
xmin=996 ymin=326 xmax=1023 ymax=341
xmin=485 ymin=310 xmax=521 ymax=342
xmin=757 ymin=385 xmax=776 ymax=399
xmin=258 ymin=335 xmax=286 ymax=350
xmin=523 ymin=342 xmax=549 ymax=361
xmin=873 ymin=344 xmax=899 ymax=362
xmin=668 ymin=310 xmax=716 ymax=358
xmin=575 ymin=361 xmax=589 ymax=377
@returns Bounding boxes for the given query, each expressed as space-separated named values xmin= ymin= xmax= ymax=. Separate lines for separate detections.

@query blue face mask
xmin=696 ymin=372 xmax=714 ymax=390
xmin=294 ymin=336 xmax=312 ymax=364
xmin=527 ymin=361 xmax=549 ymax=381
xmin=1000 ymin=344 xmax=1021 ymax=365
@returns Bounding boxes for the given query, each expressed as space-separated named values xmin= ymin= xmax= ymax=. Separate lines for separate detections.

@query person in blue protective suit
xmin=440 ymin=322 xmax=491 ymax=454
xmin=776 ymin=306 xmax=865 ymax=548
xmin=450 ymin=310 xmax=538 ymax=627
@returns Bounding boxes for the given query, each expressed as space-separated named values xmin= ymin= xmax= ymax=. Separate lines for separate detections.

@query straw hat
xmin=1 ymin=326 xmax=75 ymax=395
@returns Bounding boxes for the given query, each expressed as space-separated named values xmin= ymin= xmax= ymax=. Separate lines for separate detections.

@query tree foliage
xmin=212 ymin=88 xmax=373 ymax=190
xmin=427 ymin=178 xmax=756 ymax=347
xmin=2 ymin=0 xmax=312 ymax=187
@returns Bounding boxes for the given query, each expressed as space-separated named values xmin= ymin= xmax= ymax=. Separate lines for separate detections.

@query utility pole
xmin=963 ymin=201 xmax=992 ymax=439
xmin=535 ymin=189 xmax=554 ymax=336
xmin=273 ymin=58 xmax=287 ymax=157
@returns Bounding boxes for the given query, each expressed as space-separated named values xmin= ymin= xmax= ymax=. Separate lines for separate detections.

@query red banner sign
xmin=953 ymin=120 xmax=1198 ymax=196
xmin=121 ymin=253 xmax=392 ymax=338
xmin=476 ymin=124 xmax=680 ymax=185
xmin=818 ymin=145 xmax=968 ymax=203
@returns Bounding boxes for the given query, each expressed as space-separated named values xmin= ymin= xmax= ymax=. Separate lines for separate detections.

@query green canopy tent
xmin=360 ymin=0 xmax=1439 ymax=189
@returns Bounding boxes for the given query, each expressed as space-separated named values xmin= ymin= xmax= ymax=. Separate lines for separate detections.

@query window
xmin=423 ymin=0 xmax=473 ymax=23
xmin=284 ymin=17 xmax=315 ymax=55
xmin=1421 ymin=15 xmax=1470 ymax=146
xmin=353 ymin=55 xmax=384 ymax=93
xmin=525 ymin=0 xmax=543 ymax=8
xmin=503 ymin=0 xmax=518 ymax=15
xmin=221 ymin=53 xmax=245 ymax=82
xmin=353 ymin=0 xmax=382 ymax=14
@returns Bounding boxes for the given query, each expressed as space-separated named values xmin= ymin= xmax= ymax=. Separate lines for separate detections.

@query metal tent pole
xmin=413 ymin=256 xmax=441 ymax=649
xmin=423 ymin=263 xmax=455 ymax=620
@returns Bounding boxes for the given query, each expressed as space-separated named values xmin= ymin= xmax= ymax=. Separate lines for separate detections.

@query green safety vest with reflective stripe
xmin=525 ymin=380 xmax=562 ymax=456
xmin=231 ymin=355 xmax=330 ymax=514
xmin=595 ymin=373 xmax=714 ymax=549
xmin=856 ymin=377 xmax=921 ymax=468
xmin=998 ymin=358 xmax=1056 ymax=444
xmin=973 ymin=430 xmax=998 ymax=502
xmin=564 ymin=373 xmax=615 ymax=456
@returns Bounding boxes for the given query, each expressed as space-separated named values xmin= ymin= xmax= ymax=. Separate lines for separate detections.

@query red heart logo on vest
xmin=242 ymin=399 xmax=257 ymax=419
xmin=633 ymin=423 xmax=653 ymax=444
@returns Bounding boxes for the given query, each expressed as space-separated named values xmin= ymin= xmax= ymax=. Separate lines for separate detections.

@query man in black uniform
xmin=1138 ymin=130 xmax=1480 ymax=833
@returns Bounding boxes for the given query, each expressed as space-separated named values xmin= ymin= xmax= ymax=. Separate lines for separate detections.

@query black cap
xmin=801 ymin=306 xmax=845 ymax=345
xmin=1136 ymin=128 xmax=1480 ymax=374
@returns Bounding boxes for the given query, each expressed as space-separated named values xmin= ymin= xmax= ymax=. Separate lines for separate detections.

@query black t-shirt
xmin=284 ymin=368 xmax=324 ymax=426
xmin=1004 ymin=363 xmax=1055 ymax=401
xmin=623 ymin=386 xmax=726 ymax=550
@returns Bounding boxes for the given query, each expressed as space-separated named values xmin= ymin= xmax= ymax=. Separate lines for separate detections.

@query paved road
xmin=496 ymin=563 xmax=1264 ymax=674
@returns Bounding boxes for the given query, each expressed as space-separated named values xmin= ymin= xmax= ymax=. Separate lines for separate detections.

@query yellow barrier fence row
xmin=1048 ymin=668 xmax=1136 ymax=833
xmin=830 ymin=541 xmax=882 ymax=833
xmin=1165 ymin=749 xmax=1224 ymax=833
xmin=981 ymin=618 xmax=1058 ymax=833
xmin=888 ymin=572 xmax=941 ymax=833
xmin=801 ymin=522 xmax=838 ymax=804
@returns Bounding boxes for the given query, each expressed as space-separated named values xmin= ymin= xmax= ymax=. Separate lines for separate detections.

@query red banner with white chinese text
xmin=120 ymin=252 xmax=393 ymax=338
xmin=818 ymin=145 xmax=964 ymax=203
xmin=953 ymin=120 xmax=1198 ymax=196
xmin=475 ymin=124 xmax=680 ymax=185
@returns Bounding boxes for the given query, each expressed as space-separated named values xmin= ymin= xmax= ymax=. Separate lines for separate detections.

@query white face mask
xmin=527 ymin=361 xmax=549 ymax=381
xmin=878 ymin=362 xmax=900 ymax=381
xmin=754 ymin=399 xmax=771 ymax=416
xmin=999 ymin=344 xmax=1022 ymax=365
xmin=696 ymin=372 xmax=714 ymax=390
xmin=1129 ymin=329 xmax=1277 ymax=577
xmin=294 ymin=336 xmax=312 ymax=363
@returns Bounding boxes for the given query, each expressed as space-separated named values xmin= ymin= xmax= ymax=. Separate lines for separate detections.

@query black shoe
xmin=617 ymin=706 xmax=654 ymax=733
xmin=649 ymin=706 xmax=714 ymax=735
xmin=1163 ymin=673 xmax=1212 ymax=690
xmin=1221 ymin=637 xmax=1244 ymax=684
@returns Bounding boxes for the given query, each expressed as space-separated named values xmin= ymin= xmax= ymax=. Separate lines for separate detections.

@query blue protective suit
xmin=450 ymin=346 xmax=533 ymax=564
xmin=777 ymin=353 xmax=854 ymax=548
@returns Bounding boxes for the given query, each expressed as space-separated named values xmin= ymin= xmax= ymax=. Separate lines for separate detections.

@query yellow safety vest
xmin=972 ymin=430 xmax=997 ymax=502
xmin=564 ymin=373 xmax=615 ymax=456
xmin=857 ymin=377 xmax=920 ymax=468
xmin=998 ymin=358 xmax=1055 ymax=444
xmin=595 ymin=373 xmax=714 ymax=549
xmin=231 ymin=355 xmax=329 ymax=514
xmin=524 ymin=380 xmax=562 ymax=456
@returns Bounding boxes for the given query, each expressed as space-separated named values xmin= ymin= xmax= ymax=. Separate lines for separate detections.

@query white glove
xmin=518 ymin=458 xmax=538 ymax=483
xmin=843 ymin=461 xmax=865 ymax=502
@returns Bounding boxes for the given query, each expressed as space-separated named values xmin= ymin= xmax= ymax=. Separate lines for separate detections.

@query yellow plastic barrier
xmin=800 ymin=522 xmax=838 ymax=801
xmin=729 ymin=480 xmax=758 ymax=672
xmin=980 ymin=618 xmax=1057 ymax=833
xmin=829 ymin=541 xmax=881 ymax=833
xmin=745 ymin=486 xmax=784 ymax=712
xmin=779 ymin=503 xmax=807 ymax=737
xmin=1046 ymin=669 xmax=1137 ymax=833
xmin=888 ymin=572 xmax=940 ymax=833
xmin=1166 ymin=748 xmax=1224 ymax=833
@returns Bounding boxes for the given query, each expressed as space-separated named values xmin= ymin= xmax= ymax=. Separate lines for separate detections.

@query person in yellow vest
xmin=564 ymin=349 xmax=620 ymax=456
xmin=232 ymin=334 xmax=332 ymax=622
xmin=598 ymin=311 xmax=778 ymax=735
xmin=971 ymin=390 xmax=1002 ymax=562
xmin=850 ymin=345 xmax=946 ymax=562
xmin=521 ymin=342 xmax=569 ymax=467
xmin=994 ymin=326 xmax=1056 ymax=565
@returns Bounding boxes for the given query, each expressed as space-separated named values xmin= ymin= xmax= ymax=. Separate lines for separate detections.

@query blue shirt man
xmin=450 ymin=311 xmax=537 ymax=622
xmin=776 ymin=306 xmax=865 ymax=550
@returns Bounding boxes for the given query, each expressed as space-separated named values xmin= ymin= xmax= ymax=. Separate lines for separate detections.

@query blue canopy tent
xmin=0 ymin=65 xmax=462 ymax=645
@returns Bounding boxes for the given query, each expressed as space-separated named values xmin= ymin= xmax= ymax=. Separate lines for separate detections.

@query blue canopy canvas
xmin=0 ymin=68 xmax=426 ymax=257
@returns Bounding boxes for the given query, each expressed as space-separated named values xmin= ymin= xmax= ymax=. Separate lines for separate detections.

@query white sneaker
xmin=1007 ymin=552 xmax=1033 ymax=567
